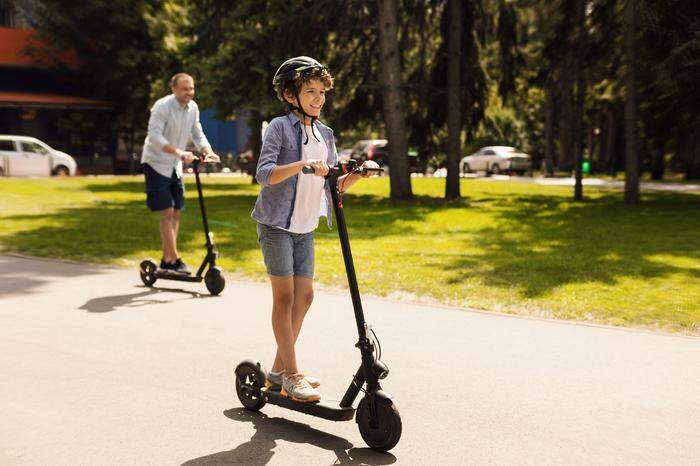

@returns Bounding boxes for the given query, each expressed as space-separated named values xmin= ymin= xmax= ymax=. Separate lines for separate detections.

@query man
xmin=141 ymin=73 xmax=219 ymax=274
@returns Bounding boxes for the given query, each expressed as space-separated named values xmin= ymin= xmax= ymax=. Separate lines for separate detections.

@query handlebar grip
xmin=301 ymin=166 xmax=315 ymax=174
xmin=359 ymin=167 xmax=384 ymax=174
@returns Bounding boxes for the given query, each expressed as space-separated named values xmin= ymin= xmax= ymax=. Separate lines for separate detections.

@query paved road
xmin=1 ymin=254 xmax=698 ymax=465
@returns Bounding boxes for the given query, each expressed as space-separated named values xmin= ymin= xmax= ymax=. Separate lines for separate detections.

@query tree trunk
xmin=624 ymin=0 xmax=640 ymax=203
xmin=650 ymin=146 xmax=664 ymax=180
xmin=606 ymin=109 xmax=616 ymax=176
xmin=596 ymin=111 xmax=605 ymax=170
xmin=544 ymin=81 xmax=555 ymax=177
xmin=683 ymin=134 xmax=700 ymax=180
xmin=445 ymin=0 xmax=462 ymax=200
xmin=558 ymin=74 xmax=573 ymax=172
xmin=377 ymin=0 xmax=413 ymax=200
xmin=572 ymin=0 xmax=585 ymax=201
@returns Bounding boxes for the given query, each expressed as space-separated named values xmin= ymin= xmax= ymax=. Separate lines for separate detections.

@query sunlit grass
xmin=1 ymin=175 xmax=698 ymax=333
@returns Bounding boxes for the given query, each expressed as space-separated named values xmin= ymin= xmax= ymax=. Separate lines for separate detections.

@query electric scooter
xmin=234 ymin=160 xmax=402 ymax=452
xmin=139 ymin=153 xmax=226 ymax=296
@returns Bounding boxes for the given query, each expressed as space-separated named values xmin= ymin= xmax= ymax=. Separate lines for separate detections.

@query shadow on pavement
xmin=0 ymin=254 xmax=101 ymax=297
xmin=78 ymin=286 xmax=216 ymax=313
xmin=181 ymin=408 xmax=396 ymax=466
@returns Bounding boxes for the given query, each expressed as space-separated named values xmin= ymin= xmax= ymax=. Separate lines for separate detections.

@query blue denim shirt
xmin=251 ymin=112 xmax=338 ymax=229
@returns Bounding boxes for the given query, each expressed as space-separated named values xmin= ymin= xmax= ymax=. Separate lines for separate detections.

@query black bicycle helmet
xmin=272 ymin=56 xmax=328 ymax=144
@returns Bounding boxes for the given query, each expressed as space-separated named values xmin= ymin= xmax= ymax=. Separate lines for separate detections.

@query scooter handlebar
xmin=301 ymin=164 xmax=384 ymax=177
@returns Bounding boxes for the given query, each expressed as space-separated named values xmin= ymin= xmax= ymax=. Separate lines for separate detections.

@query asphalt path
xmin=1 ymin=254 xmax=698 ymax=465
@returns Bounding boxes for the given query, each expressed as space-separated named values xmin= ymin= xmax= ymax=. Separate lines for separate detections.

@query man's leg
xmin=159 ymin=208 xmax=177 ymax=263
xmin=171 ymin=208 xmax=181 ymax=260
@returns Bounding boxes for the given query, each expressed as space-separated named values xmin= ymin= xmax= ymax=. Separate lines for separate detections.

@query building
xmin=0 ymin=1 xmax=116 ymax=173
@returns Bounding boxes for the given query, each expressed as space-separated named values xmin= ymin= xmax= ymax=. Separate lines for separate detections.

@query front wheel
xmin=356 ymin=396 xmax=402 ymax=452
xmin=205 ymin=266 xmax=225 ymax=295
xmin=235 ymin=360 xmax=266 ymax=411
xmin=139 ymin=259 xmax=157 ymax=286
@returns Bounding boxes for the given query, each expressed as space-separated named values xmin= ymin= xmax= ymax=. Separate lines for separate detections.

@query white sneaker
xmin=281 ymin=373 xmax=320 ymax=402
xmin=299 ymin=374 xmax=320 ymax=389
xmin=267 ymin=370 xmax=320 ymax=389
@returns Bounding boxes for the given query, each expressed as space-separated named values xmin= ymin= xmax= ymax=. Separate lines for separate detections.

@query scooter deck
xmin=262 ymin=387 xmax=356 ymax=421
xmin=154 ymin=271 xmax=203 ymax=282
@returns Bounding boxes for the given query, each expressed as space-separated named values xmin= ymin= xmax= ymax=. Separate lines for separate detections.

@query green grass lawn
xmin=1 ymin=175 xmax=698 ymax=333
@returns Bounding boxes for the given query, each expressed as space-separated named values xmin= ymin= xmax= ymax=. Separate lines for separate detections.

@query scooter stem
xmin=192 ymin=157 xmax=213 ymax=249
xmin=328 ymin=176 xmax=367 ymax=340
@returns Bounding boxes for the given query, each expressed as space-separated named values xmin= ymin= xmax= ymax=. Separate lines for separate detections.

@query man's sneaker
xmin=171 ymin=257 xmax=190 ymax=275
xmin=281 ymin=373 xmax=320 ymax=402
xmin=266 ymin=370 xmax=320 ymax=390
xmin=158 ymin=258 xmax=171 ymax=272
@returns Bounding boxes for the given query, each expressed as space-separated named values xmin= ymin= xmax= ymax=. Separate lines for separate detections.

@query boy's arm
xmin=256 ymin=122 xmax=308 ymax=186
xmin=338 ymin=160 xmax=381 ymax=192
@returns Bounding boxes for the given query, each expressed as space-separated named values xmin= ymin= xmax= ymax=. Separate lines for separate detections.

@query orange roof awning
xmin=0 ymin=91 xmax=111 ymax=109
xmin=0 ymin=27 xmax=78 ymax=68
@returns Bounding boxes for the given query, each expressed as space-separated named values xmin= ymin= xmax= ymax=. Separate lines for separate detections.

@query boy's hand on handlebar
xmin=361 ymin=160 xmax=381 ymax=177
xmin=303 ymin=159 xmax=329 ymax=177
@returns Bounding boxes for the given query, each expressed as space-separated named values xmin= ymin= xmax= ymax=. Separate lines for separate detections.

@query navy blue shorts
xmin=143 ymin=163 xmax=185 ymax=211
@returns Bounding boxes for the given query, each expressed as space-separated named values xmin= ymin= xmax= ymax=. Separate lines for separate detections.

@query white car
xmin=460 ymin=146 xmax=531 ymax=175
xmin=0 ymin=135 xmax=78 ymax=177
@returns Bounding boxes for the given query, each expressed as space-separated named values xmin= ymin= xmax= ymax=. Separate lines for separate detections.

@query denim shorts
xmin=143 ymin=163 xmax=185 ymax=212
xmin=257 ymin=223 xmax=315 ymax=278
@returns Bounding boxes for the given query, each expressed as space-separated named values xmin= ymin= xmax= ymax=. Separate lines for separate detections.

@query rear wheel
xmin=356 ymin=396 xmax=402 ymax=452
xmin=139 ymin=259 xmax=157 ymax=286
xmin=235 ymin=360 xmax=266 ymax=411
xmin=205 ymin=266 xmax=225 ymax=295
xmin=53 ymin=166 xmax=70 ymax=176
xmin=490 ymin=164 xmax=501 ymax=175
xmin=462 ymin=163 xmax=471 ymax=174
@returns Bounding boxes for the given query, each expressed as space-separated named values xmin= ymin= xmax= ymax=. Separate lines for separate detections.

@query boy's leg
xmin=159 ymin=208 xmax=177 ymax=263
xmin=269 ymin=275 xmax=298 ymax=375
xmin=271 ymin=276 xmax=314 ymax=372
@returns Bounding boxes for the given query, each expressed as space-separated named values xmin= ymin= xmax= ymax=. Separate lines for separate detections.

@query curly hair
xmin=276 ymin=67 xmax=334 ymax=104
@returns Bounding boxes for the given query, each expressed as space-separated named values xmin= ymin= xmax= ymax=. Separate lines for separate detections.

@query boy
xmin=252 ymin=56 xmax=379 ymax=402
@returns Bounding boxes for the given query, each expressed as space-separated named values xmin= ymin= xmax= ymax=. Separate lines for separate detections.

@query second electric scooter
xmin=139 ymin=153 xmax=226 ymax=295
xmin=234 ymin=160 xmax=402 ymax=452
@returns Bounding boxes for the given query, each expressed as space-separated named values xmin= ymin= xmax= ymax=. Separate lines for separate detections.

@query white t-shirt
xmin=286 ymin=124 xmax=329 ymax=234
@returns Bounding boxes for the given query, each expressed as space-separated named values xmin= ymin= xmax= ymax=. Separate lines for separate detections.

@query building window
xmin=0 ymin=0 xmax=15 ymax=27
xmin=0 ymin=0 xmax=35 ymax=28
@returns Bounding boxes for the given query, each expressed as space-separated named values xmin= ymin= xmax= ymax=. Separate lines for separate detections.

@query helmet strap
xmin=291 ymin=94 xmax=321 ymax=145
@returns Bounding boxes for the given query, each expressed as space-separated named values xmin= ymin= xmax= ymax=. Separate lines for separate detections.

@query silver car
xmin=0 ymin=135 xmax=78 ymax=177
xmin=460 ymin=146 xmax=531 ymax=175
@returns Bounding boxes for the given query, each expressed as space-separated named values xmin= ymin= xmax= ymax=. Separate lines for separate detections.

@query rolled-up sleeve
xmin=147 ymin=102 xmax=170 ymax=151
xmin=255 ymin=122 xmax=282 ymax=187
xmin=191 ymin=106 xmax=211 ymax=150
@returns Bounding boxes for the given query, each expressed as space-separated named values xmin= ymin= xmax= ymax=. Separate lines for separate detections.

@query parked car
xmin=349 ymin=139 xmax=388 ymax=164
xmin=0 ymin=135 xmax=78 ymax=177
xmin=460 ymin=146 xmax=531 ymax=175
xmin=349 ymin=139 xmax=422 ymax=172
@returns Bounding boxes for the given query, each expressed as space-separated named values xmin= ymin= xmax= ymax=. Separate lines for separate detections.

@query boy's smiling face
xmin=285 ymin=79 xmax=326 ymax=120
